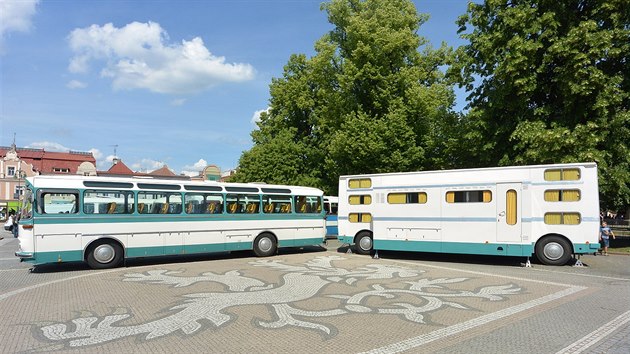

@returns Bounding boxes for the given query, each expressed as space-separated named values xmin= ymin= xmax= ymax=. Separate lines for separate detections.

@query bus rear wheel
xmin=253 ymin=233 xmax=277 ymax=257
xmin=86 ymin=240 xmax=123 ymax=269
xmin=355 ymin=232 xmax=373 ymax=255
xmin=535 ymin=236 xmax=572 ymax=266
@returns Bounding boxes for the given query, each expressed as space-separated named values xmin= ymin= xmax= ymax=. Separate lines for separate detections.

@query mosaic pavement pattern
xmin=0 ymin=254 xmax=585 ymax=353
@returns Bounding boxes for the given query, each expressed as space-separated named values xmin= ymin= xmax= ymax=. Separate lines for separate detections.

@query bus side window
xmin=39 ymin=190 xmax=79 ymax=215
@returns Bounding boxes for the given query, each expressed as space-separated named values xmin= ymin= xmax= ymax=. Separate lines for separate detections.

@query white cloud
xmin=0 ymin=0 xmax=39 ymax=52
xmin=180 ymin=158 xmax=208 ymax=177
xmin=66 ymin=80 xmax=87 ymax=89
xmin=67 ymin=21 xmax=255 ymax=95
xmin=26 ymin=141 xmax=71 ymax=152
xmin=131 ymin=158 xmax=164 ymax=173
xmin=170 ymin=98 xmax=187 ymax=106
xmin=251 ymin=107 xmax=270 ymax=125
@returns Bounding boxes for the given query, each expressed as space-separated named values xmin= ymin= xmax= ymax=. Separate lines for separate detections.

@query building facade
xmin=0 ymin=144 xmax=97 ymax=218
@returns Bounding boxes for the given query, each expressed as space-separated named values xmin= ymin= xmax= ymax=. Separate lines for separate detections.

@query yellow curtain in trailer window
xmin=506 ymin=190 xmax=517 ymax=225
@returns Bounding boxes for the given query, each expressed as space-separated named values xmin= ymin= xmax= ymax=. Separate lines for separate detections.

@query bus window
xmin=263 ymin=195 xmax=291 ymax=214
xmin=39 ymin=190 xmax=79 ymax=214
xmin=226 ymin=194 xmax=260 ymax=214
xmin=138 ymin=192 xmax=182 ymax=214
xmin=185 ymin=193 xmax=223 ymax=214
xmin=295 ymin=196 xmax=322 ymax=213
xmin=84 ymin=190 xmax=135 ymax=214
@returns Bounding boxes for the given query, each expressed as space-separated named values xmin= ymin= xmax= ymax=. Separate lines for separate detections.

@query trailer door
xmin=496 ymin=183 xmax=522 ymax=242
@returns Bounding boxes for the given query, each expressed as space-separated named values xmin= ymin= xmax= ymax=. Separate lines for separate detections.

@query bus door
xmin=496 ymin=183 xmax=522 ymax=242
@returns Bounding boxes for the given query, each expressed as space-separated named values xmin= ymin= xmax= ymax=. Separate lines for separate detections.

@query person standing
xmin=599 ymin=221 xmax=616 ymax=256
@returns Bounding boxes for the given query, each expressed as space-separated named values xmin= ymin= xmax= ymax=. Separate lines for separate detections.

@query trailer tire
xmin=535 ymin=235 xmax=572 ymax=266
xmin=355 ymin=232 xmax=373 ymax=255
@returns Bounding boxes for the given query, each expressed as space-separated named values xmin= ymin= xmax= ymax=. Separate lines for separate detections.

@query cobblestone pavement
xmin=0 ymin=232 xmax=628 ymax=353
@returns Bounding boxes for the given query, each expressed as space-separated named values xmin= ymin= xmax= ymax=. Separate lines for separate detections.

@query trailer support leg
xmin=373 ymin=250 xmax=379 ymax=259
xmin=573 ymin=255 xmax=584 ymax=267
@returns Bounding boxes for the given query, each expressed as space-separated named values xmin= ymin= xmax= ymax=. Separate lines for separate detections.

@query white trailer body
xmin=337 ymin=163 xmax=600 ymax=265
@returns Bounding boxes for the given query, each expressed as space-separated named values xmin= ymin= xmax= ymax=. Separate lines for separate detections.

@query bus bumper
xmin=15 ymin=251 xmax=35 ymax=263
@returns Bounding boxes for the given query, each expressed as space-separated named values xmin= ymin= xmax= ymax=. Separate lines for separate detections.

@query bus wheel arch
xmin=354 ymin=230 xmax=373 ymax=255
xmin=253 ymin=232 xmax=278 ymax=257
xmin=535 ymin=234 xmax=572 ymax=266
xmin=85 ymin=238 xmax=124 ymax=269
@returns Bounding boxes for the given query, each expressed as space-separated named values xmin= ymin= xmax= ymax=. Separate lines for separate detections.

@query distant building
xmin=97 ymin=158 xmax=190 ymax=180
xmin=188 ymin=165 xmax=234 ymax=182
xmin=0 ymin=144 xmax=97 ymax=219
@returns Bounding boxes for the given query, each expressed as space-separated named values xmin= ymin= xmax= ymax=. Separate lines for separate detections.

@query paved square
xmin=0 ymin=251 xmax=588 ymax=353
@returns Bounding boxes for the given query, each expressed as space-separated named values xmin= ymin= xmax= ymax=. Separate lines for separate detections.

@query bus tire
xmin=86 ymin=240 xmax=123 ymax=269
xmin=355 ymin=232 xmax=373 ymax=255
xmin=535 ymin=235 xmax=572 ymax=266
xmin=253 ymin=233 xmax=277 ymax=257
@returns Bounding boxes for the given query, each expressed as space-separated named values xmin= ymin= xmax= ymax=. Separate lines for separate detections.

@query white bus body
xmin=337 ymin=163 xmax=600 ymax=265
xmin=15 ymin=175 xmax=326 ymax=269
xmin=324 ymin=196 xmax=339 ymax=238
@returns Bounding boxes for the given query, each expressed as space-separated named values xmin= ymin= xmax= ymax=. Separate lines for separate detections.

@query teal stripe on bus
xmin=26 ymin=237 xmax=325 ymax=265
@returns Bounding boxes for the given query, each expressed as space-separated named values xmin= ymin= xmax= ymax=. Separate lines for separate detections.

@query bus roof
xmin=25 ymin=175 xmax=323 ymax=196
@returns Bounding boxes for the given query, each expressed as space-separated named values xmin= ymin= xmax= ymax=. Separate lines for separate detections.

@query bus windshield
xmin=19 ymin=188 xmax=33 ymax=220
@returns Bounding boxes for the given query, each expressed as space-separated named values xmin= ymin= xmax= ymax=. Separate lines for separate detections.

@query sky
xmin=0 ymin=0 xmax=470 ymax=176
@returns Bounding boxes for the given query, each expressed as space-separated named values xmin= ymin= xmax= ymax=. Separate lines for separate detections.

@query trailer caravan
xmin=337 ymin=163 xmax=600 ymax=265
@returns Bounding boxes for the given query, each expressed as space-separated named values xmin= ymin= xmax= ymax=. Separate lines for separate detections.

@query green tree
xmin=452 ymin=0 xmax=630 ymax=209
xmin=232 ymin=0 xmax=456 ymax=194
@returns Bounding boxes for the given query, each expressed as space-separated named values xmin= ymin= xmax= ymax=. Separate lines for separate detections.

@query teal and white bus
xmin=15 ymin=175 xmax=325 ymax=269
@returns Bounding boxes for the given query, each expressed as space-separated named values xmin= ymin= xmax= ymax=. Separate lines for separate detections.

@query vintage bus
xmin=324 ymin=196 xmax=339 ymax=239
xmin=14 ymin=175 xmax=325 ymax=269
xmin=337 ymin=163 xmax=600 ymax=265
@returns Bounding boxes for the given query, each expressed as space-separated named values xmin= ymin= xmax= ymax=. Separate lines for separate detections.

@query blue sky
xmin=0 ymin=0 xmax=469 ymax=176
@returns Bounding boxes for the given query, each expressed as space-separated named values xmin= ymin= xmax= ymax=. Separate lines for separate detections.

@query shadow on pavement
xmin=29 ymin=244 xmax=328 ymax=273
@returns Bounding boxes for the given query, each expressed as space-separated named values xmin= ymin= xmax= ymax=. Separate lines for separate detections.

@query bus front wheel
xmin=355 ymin=232 xmax=373 ymax=255
xmin=86 ymin=241 xmax=123 ymax=269
xmin=535 ymin=236 xmax=572 ymax=266
xmin=253 ymin=233 xmax=277 ymax=257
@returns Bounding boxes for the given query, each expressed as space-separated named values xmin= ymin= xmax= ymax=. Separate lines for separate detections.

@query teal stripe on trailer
xmin=337 ymin=235 xmax=354 ymax=244
xmin=373 ymin=239 xmax=534 ymax=257
xmin=574 ymin=242 xmax=599 ymax=253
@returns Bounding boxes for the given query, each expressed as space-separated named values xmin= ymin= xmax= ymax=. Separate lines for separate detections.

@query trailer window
xmin=348 ymin=178 xmax=372 ymax=189
xmin=446 ymin=190 xmax=492 ymax=203
xmin=544 ymin=189 xmax=581 ymax=202
xmin=544 ymin=212 xmax=581 ymax=225
xmin=544 ymin=168 xmax=580 ymax=181
xmin=349 ymin=195 xmax=372 ymax=205
xmin=506 ymin=190 xmax=517 ymax=225
xmin=387 ymin=192 xmax=427 ymax=204
xmin=348 ymin=213 xmax=372 ymax=223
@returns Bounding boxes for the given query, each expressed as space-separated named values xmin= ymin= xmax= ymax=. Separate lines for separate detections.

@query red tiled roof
xmin=106 ymin=160 xmax=134 ymax=175
xmin=149 ymin=165 xmax=176 ymax=176
xmin=0 ymin=147 xmax=95 ymax=174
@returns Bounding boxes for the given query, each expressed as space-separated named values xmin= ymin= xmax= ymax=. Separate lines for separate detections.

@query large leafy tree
xmin=452 ymin=0 xmax=630 ymax=209
xmin=231 ymin=0 xmax=456 ymax=194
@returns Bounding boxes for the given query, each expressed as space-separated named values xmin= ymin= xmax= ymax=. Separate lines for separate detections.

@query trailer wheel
xmin=253 ymin=233 xmax=277 ymax=257
xmin=86 ymin=240 xmax=123 ymax=269
xmin=535 ymin=235 xmax=572 ymax=266
xmin=355 ymin=232 xmax=373 ymax=255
